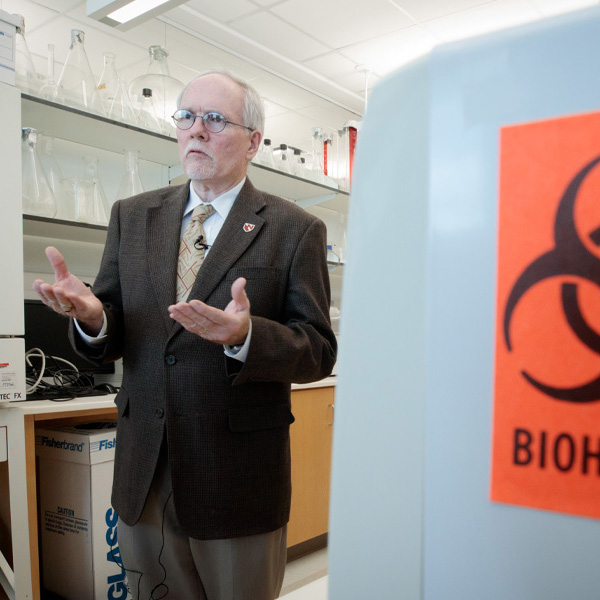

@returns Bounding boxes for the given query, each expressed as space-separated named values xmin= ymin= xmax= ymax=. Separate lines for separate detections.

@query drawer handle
xmin=328 ymin=403 xmax=335 ymax=426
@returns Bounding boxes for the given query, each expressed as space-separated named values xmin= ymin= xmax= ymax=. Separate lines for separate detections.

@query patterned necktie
xmin=176 ymin=203 xmax=216 ymax=302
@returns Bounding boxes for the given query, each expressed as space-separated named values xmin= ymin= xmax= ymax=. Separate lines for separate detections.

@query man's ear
xmin=247 ymin=129 xmax=262 ymax=160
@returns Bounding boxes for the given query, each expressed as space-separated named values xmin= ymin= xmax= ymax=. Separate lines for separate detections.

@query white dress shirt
xmin=76 ymin=178 xmax=251 ymax=362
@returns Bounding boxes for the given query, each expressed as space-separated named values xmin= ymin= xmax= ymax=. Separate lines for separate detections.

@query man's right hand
xmin=32 ymin=246 xmax=105 ymax=336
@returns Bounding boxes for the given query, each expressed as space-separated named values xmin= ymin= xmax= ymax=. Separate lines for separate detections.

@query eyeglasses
xmin=171 ymin=109 xmax=254 ymax=133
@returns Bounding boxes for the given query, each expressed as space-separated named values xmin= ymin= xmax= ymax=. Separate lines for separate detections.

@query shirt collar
xmin=184 ymin=178 xmax=246 ymax=221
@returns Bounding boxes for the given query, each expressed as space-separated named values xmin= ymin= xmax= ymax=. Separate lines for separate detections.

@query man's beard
xmin=183 ymin=142 xmax=217 ymax=180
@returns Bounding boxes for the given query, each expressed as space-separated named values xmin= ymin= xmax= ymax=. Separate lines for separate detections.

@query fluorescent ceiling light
xmin=87 ymin=0 xmax=187 ymax=30
xmin=108 ymin=0 xmax=171 ymax=24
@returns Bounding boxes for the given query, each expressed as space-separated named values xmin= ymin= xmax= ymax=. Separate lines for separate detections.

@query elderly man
xmin=33 ymin=69 xmax=336 ymax=599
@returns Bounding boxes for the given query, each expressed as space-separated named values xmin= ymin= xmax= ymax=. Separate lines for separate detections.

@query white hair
xmin=177 ymin=68 xmax=265 ymax=135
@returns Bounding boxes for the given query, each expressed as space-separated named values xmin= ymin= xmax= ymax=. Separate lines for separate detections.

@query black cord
xmin=149 ymin=490 xmax=172 ymax=599
xmin=110 ymin=490 xmax=173 ymax=600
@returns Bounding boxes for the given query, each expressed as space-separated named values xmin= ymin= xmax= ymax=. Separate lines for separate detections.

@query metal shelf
xmin=21 ymin=94 xmax=180 ymax=166
xmin=23 ymin=215 xmax=107 ymax=245
xmin=20 ymin=93 xmax=350 ymax=233
xmin=248 ymin=163 xmax=350 ymax=213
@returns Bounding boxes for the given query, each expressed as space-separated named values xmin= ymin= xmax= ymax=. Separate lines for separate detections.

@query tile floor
xmin=280 ymin=548 xmax=328 ymax=599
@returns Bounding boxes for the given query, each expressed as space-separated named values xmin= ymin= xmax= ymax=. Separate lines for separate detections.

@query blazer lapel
xmin=187 ymin=179 xmax=266 ymax=304
xmin=146 ymin=184 xmax=188 ymax=331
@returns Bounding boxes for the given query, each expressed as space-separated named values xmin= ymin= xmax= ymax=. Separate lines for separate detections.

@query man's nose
xmin=189 ymin=115 xmax=209 ymax=137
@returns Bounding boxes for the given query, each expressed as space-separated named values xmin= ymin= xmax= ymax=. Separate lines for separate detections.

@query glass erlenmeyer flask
xmin=115 ymin=150 xmax=144 ymax=202
xmin=83 ymin=156 xmax=110 ymax=225
xmin=22 ymin=128 xmax=57 ymax=218
xmin=60 ymin=176 xmax=94 ymax=223
xmin=106 ymin=78 xmax=137 ymax=125
xmin=39 ymin=44 xmax=62 ymax=103
xmin=96 ymin=52 xmax=119 ymax=115
xmin=57 ymin=30 xmax=104 ymax=115
xmin=129 ymin=46 xmax=183 ymax=137
xmin=14 ymin=15 xmax=40 ymax=96
xmin=38 ymin=133 xmax=63 ymax=204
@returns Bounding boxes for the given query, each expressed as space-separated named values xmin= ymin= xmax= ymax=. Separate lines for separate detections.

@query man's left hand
xmin=168 ymin=277 xmax=250 ymax=345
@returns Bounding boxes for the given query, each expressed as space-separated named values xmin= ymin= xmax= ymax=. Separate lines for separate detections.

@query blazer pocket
xmin=114 ymin=389 xmax=129 ymax=418
xmin=226 ymin=266 xmax=281 ymax=281
xmin=228 ymin=404 xmax=295 ymax=433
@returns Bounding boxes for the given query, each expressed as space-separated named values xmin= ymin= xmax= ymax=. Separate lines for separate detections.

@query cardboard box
xmin=36 ymin=422 xmax=131 ymax=600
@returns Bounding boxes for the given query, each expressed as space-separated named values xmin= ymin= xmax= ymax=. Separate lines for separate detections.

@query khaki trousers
xmin=116 ymin=448 xmax=287 ymax=600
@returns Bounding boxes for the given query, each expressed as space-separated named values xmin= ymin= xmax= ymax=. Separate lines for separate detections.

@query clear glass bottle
xmin=291 ymin=148 xmax=305 ymax=177
xmin=57 ymin=29 xmax=104 ymax=115
xmin=115 ymin=150 xmax=144 ymax=202
xmin=276 ymin=143 xmax=292 ymax=174
xmin=83 ymin=156 xmax=110 ymax=225
xmin=137 ymin=88 xmax=163 ymax=134
xmin=128 ymin=46 xmax=183 ymax=136
xmin=14 ymin=15 xmax=40 ymax=96
xmin=311 ymin=127 xmax=326 ymax=184
xmin=96 ymin=52 xmax=119 ymax=115
xmin=38 ymin=44 xmax=63 ymax=103
xmin=257 ymin=138 xmax=275 ymax=169
xmin=21 ymin=128 xmax=57 ymax=218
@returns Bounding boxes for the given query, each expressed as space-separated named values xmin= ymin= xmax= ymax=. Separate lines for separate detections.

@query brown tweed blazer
xmin=71 ymin=178 xmax=337 ymax=540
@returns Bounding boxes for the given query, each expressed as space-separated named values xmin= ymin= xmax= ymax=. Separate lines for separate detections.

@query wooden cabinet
xmin=0 ymin=385 xmax=336 ymax=599
xmin=288 ymin=386 xmax=335 ymax=549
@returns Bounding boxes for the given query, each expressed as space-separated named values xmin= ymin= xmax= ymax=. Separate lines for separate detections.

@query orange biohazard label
xmin=491 ymin=110 xmax=600 ymax=519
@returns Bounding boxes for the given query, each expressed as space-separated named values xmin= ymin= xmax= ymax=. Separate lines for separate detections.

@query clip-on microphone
xmin=194 ymin=235 xmax=210 ymax=250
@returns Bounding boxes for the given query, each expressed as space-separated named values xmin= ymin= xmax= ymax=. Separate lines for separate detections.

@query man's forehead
xmin=181 ymin=74 xmax=243 ymax=108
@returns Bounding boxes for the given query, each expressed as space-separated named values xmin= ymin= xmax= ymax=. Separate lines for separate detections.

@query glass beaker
xmin=14 ymin=15 xmax=40 ymax=96
xmin=115 ymin=150 xmax=144 ymax=202
xmin=57 ymin=30 xmax=104 ymax=115
xmin=22 ymin=128 xmax=56 ymax=218
xmin=38 ymin=44 xmax=62 ymax=103
xmin=129 ymin=46 xmax=183 ymax=136
xmin=83 ymin=156 xmax=110 ymax=225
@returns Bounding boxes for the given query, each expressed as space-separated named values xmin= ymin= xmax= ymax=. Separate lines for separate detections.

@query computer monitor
xmin=23 ymin=299 xmax=115 ymax=376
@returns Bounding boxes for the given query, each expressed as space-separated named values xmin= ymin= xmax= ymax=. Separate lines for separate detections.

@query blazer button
xmin=155 ymin=408 xmax=165 ymax=419
xmin=165 ymin=355 xmax=176 ymax=366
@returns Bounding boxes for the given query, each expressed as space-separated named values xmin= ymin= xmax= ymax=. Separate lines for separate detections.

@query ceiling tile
xmin=182 ymin=0 xmax=258 ymax=24
xmin=389 ymin=0 xmax=498 ymax=22
xmin=530 ymin=0 xmax=598 ymax=17
xmin=425 ymin=0 xmax=542 ymax=43
xmin=2 ymin=0 xmax=59 ymax=32
xmin=264 ymin=98 xmax=291 ymax=118
xmin=252 ymin=72 xmax=325 ymax=110
xmin=270 ymin=0 xmax=416 ymax=50
xmin=302 ymin=52 xmax=359 ymax=81
xmin=229 ymin=11 xmax=330 ymax=61
xmin=339 ymin=25 xmax=437 ymax=76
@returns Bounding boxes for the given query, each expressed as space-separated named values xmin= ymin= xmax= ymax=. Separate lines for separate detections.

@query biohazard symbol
xmin=503 ymin=154 xmax=600 ymax=403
